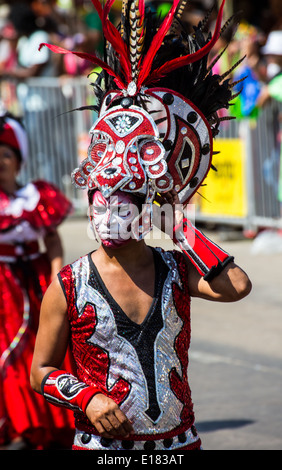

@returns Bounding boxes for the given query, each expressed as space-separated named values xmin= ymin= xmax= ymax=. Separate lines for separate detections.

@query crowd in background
xmin=0 ymin=0 xmax=281 ymax=111
xmin=0 ymin=1 xmax=279 ymax=80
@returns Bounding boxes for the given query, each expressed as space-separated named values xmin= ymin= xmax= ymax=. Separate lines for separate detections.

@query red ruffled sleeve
xmin=0 ymin=180 xmax=73 ymax=233
xmin=31 ymin=180 xmax=73 ymax=231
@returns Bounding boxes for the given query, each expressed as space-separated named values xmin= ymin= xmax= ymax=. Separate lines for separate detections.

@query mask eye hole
xmin=92 ymin=204 xmax=107 ymax=215
xmin=118 ymin=204 xmax=132 ymax=218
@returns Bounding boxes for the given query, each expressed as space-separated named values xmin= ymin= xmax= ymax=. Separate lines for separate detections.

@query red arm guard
xmin=42 ymin=369 xmax=102 ymax=414
xmin=173 ymin=218 xmax=234 ymax=281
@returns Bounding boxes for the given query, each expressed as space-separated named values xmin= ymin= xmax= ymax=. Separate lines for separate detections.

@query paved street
xmin=58 ymin=217 xmax=282 ymax=450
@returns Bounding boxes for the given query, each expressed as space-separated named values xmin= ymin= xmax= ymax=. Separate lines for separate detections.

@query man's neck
xmin=94 ymin=239 xmax=153 ymax=270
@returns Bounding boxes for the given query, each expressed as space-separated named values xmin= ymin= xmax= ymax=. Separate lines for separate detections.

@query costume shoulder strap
xmin=57 ymin=264 xmax=74 ymax=306
xmin=171 ymin=249 xmax=190 ymax=289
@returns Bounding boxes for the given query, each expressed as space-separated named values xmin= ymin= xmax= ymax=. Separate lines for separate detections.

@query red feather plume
xmin=91 ymin=0 xmax=132 ymax=82
xmin=145 ymin=0 xmax=226 ymax=85
xmin=38 ymin=43 xmax=126 ymax=89
xmin=139 ymin=0 xmax=145 ymax=20
xmin=137 ymin=0 xmax=181 ymax=87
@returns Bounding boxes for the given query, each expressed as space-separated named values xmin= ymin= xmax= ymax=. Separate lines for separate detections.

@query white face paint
xmin=90 ymin=190 xmax=140 ymax=248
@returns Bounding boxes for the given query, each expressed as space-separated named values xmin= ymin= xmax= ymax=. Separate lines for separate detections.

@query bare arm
xmin=186 ymin=257 xmax=252 ymax=302
xmin=30 ymin=277 xmax=134 ymax=438
xmin=30 ymin=277 xmax=70 ymax=392
xmin=0 ymin=63 xmax=45 ymax=79
xmin=43 ymin=229 xmax=64 ymax=281
xmin=155 ymin=189 xmax=252 ymax=302
xmin=256 ymin=85 xmax=271 ymax=108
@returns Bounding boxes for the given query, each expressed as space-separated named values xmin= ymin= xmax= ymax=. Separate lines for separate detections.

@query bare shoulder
xmin=41 ymin=276 xmax=67 ymax=317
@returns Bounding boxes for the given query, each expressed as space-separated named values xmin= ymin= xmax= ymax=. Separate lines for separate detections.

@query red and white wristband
xmin=41 ymin=369 xmax=101 ymax=414
xmin=173 ymin=218 xmax=234 ymax=281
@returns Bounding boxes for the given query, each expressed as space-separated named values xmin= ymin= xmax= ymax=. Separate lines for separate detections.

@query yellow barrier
xmin=193 ymin=139 xmax=248 ymax=219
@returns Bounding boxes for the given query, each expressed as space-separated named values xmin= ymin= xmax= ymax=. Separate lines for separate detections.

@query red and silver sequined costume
xmin=58 ymin=248 xmax=201 ymax=450
xmin=0 ymin=180 xmax=74 ymax=448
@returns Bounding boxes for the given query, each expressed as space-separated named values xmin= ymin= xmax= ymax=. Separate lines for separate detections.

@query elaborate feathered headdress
xmin=40 ymin=0 xmax=244 ymax=238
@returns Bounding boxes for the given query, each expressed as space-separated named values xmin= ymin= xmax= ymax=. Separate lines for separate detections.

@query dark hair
xmin=9 ymin=3 xmax=38 ymax=36
xmin=88 ymin=188 xmax=96 ymax=205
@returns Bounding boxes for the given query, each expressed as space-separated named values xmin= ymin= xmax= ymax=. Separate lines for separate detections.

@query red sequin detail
xmin=60 ymin=265 xmax=131 ymax=431
xmin=170 ymin=251 xmax=194 ymax=426
xmin=60 ymin=250 xmax=196 ymax=435
xmin=0 ymin=180 xmax=72 ymax=233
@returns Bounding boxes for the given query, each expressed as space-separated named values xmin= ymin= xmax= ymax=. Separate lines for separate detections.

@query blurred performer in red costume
xmin=31 ymin=0 xmax=251 ymax=451
xmin=0 ymin=112 xmax=75 ymax=449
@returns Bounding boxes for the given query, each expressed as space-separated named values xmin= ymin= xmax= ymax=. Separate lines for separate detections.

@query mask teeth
xmin=100 ymin=133 xmax=107 ymax=142
xmin=93 ymin=131 xmax=111 ymax=144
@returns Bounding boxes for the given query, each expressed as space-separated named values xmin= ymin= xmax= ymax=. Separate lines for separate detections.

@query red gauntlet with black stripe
xmin=173 ymin=218 xmax=234 ymax=281
xmin=42 ymin=369 xmax=101 ymax=414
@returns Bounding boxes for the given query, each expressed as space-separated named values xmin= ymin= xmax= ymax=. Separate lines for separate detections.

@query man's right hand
xmin=85 ymin=393 xmax=134 ymax=438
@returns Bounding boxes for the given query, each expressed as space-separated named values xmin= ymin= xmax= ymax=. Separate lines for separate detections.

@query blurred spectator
xmin=30 ymin=0 xmax=58 ymax=21
xmin=256 ymin=31 xmax=282 ymax=107
xmin=57 ymin=1 xmax=120 ymax=77
xmin=0 ymin=2 xmax=58 ymax=79
xmin=82 ymin=4 xmax=104 ymax=56
xmin=58 ymin=32 xmax=97 ymax=77
xmin=256 ymin=30 xmax=282 ymax=209
xmin=59 ymin=33 xmax=88 ymax=76
xmin=0 ymin=22 xmax=19 ymax=73
xmin=268 ymin=0 xmax=282 ymax=31
xmin=0 ymin=111 xmax=75 ymax=449
xmin=231 ymin=23 xmax=265 ymax=119
xmin=205 ymin=18 xmax=263 ymax=120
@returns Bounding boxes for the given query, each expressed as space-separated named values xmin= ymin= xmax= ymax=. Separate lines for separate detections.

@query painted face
xmin=90 ymin=190 xmax=140 ymax=248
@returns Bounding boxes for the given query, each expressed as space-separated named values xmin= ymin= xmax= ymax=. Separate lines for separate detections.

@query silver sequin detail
xmin=74 ymin=427 xmax=200 ymax=450
xmin=115 ymin=140 xmax=125 ymax=154
xmin=71 ymin=251 xmax=186 ymax=435
xmin=127 ymin=81 xmax=137 ymax=96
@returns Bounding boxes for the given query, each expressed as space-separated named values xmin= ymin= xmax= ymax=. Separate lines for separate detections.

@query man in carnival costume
xmin=31 ymin=0 xmax=251 ymax=450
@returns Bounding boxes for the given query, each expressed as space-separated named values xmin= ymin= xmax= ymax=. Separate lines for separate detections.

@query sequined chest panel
xmin=61 ymin=249 xmax=193 ymax=435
